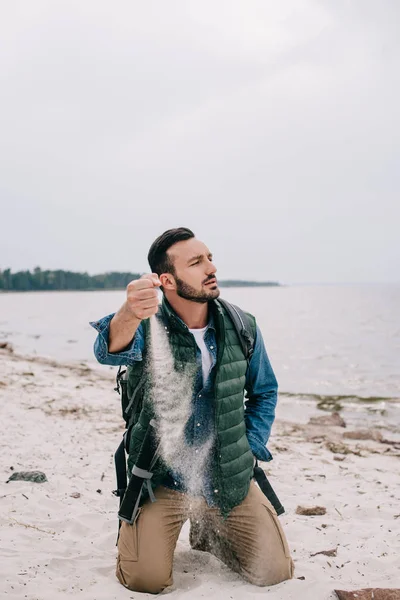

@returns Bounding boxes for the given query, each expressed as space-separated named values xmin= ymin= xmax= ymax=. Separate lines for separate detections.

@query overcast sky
xmin=1 ymin=1 xmax=399 ymax=283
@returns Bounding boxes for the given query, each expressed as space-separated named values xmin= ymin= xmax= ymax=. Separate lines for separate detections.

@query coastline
xmin=1 ymin=347 xmax=399 ymax=599
xmin=0 ymin=281 xmax=281 ymax=293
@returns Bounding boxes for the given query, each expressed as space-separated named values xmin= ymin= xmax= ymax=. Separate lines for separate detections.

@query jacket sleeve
xmin=244 ymin=325 xmax=278 ymax=462
xmin=89 ymin=314 xmax=145 ymax=366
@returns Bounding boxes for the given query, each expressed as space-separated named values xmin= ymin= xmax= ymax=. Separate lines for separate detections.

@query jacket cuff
xmin=90 ymin=314 xmax=143 ymax=362
xmin=247 ymin=432 xmax=273 ymax=463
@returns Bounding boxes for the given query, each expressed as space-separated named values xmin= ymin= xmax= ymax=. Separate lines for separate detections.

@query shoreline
xmin=1 ymin=348 xmax=399 ymax=599
xmin=2 ymin=342 xmax=399 ymax=403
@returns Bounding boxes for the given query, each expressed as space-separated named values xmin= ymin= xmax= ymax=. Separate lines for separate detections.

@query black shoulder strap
xmin=217 ymin=298 xmax=255 ymax=363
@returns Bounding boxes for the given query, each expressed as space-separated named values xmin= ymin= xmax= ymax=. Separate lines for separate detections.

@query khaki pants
xmin=116 ymin=481 xmax=294 ymax=594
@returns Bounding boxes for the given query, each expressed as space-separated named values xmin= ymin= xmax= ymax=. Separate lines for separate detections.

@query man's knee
xmin=246 ymin=556 xmax=294 ymax=587
xmin=116 ymin=556 xmax=172 ymax=594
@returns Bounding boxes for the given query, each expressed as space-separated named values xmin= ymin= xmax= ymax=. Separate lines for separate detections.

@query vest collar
xmin=160 ymin=296 xmax=218 ymax=333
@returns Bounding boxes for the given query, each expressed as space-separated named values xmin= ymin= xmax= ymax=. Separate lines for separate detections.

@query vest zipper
xmin=213 ymin=305 xmax=225 ymax=504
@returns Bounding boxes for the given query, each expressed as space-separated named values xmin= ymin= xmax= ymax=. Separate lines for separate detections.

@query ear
xmin=159 ymin=273 xmax=176 ymax=290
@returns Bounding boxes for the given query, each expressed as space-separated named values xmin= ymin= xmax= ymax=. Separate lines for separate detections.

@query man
xmin=91 ymin=227 xmax=294 ymax=593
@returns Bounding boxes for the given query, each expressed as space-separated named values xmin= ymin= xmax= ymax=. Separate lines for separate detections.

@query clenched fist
xmin=126 ymin=273 xmax=161 ymax=321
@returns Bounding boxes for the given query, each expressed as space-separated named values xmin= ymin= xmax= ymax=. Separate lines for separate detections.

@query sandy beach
xmin=1 ymin=346 xmax=399 ymax=600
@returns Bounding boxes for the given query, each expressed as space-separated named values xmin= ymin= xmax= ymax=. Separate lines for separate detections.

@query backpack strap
xmin=217 ymin=298 xmax=255 ymax=363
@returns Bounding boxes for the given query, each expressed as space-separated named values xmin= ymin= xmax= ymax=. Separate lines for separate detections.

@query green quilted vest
xmin=125 ymin=297 xmax=256 ymax=516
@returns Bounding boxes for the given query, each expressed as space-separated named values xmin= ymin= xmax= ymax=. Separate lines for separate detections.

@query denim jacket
xmin=90 ymin=308 xmax=278 ymax=467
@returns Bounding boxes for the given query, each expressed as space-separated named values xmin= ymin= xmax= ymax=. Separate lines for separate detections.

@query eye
xmin=191 ymin=260 xmax=200 ymax=266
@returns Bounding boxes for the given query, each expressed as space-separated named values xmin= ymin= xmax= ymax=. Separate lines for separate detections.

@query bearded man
xmin=91 ymin=227 xmax=294 ymax=593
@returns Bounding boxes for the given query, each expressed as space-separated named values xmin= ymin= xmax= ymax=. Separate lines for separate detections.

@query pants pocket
xmin=117 ymin=509 xmax=142 ymax=562
xmin=263 ymin=503 xmax=291 ymax=559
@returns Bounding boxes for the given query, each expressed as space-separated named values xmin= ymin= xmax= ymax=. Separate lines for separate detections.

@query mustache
xmin=203 ymin=275 xmax=217 ymax=285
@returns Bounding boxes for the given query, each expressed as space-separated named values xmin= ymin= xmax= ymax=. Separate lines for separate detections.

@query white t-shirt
xmin=189 ymin=325 xmax=213 ymax=386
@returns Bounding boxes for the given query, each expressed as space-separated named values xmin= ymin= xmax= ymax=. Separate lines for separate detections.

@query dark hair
xmin=148 ymin=227 xmax=195 ymax=276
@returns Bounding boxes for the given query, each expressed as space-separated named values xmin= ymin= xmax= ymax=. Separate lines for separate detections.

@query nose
xmin=206 ymin=259 xmax=217 ymax=276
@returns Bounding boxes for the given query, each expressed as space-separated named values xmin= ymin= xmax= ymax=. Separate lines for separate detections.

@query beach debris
xmin=6 ymin=471 xmax=48 ymax=483
xmin=306 ymin=434 xmax=327 ymax=443
xmin=326 ymin=441 xmax=361 ymax=456
xmin=57 ymin=406 xmax=90 ymax=417
xmin=335 ymin=589 xmax=400 ymax=600
xmin=70 ymin=492 xmax=81 ymax=498
xmin=296 ymin=505 xmax=326 ymax=516
xmin=343 ymin=429 xmax=383 ymax=442
xmin=22 ymin=371 xmax=35 ymax=377
xmin=0 ymin=341 xmax=13 ymax=352
xmin=316 ymin=397 xmax=343 ymax=412
xmin=380 ymin=438 xmax=400 ymax=448
xmin=9 ymin=517 xmax=55 ymax=535
xmin=96 ymin=488 xmax=102 ymax=494
xmin=297 ymin=576 xmax=306 ymax=580
xmin=311 ymin=547 xmax=337 ymax=557
xmin=326 ymin=442 xmax=351 ymax=454
xmin=334 ymin=456 xmax=346 ymax=462
xmin=335 ymin=507 xmax=344 ymax=519
xmin=309 ymin=412 xmax=346 ymax=427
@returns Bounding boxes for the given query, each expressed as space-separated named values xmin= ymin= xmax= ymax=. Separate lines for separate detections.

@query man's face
xmin=167 ymin=237 xmax=219 ymax=303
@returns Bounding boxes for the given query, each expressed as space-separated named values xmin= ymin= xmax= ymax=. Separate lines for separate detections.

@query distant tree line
xmin=218 ymin=280 xmax=279 ymax=287
xmin=0 ymin=268 xmax=142 ymax=291
xmin=0 ymin=268 xmax=280 ymax=291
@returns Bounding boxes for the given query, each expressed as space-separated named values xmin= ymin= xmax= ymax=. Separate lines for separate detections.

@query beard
xmin=175 ymin=275 xmax=220 ymax=304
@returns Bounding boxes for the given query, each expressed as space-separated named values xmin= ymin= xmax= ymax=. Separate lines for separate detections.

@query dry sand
xmin=1 ymin=347 xmax=399 ymax=599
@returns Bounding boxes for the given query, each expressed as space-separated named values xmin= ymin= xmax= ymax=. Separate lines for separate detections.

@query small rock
xmin=333 ymin=455 xmax=346 ymax=462
xmin=70 ymin=492 xmax=81 ymax=499
xmin=297 ymin=576 xmax=306 ymax=580
xmin=0 ymin=341 xmax=13 ymax=352
xmin=7 ymin=471 xmax=48 ymax=483
xmin=96 ymin=489 xmax=102 ymax=494
xmin=296 ymin=505 xmax=327 ymax=516
xmin=309 ymin=412 xmax=346 ymax=427
xmin=274 ymin=445 xmax=289 ymax=452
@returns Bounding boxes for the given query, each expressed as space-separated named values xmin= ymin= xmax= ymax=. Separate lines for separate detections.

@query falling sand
xmin=148 ymin=315 xmax=213 ymax=497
